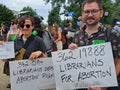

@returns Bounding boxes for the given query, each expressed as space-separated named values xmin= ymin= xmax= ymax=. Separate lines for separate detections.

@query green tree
xmin=0 ymin=4 xmax=15 ymax=26
xmin=44 ymin=0 xmax=65 ymax=25
xmin=20 ymin=6 xmax=36 ymax=17
xmin=113 ymin=0 xmax=120 ymax=20
xmin=100 ymin=0 xmax=115 ymax=25
xmin=44 ymin=0 xmax=118 ymax=26
xmin=62 ymin=0 xmax=84 ymax=28
xmin=48 ymin=6 xmax=61 ymax=25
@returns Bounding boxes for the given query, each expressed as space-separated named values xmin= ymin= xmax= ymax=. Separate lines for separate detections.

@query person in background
xmin=3 ymin=19 xmax=21 ymax=88
xmin=105 ymin=24 xmax=112 ymax=30
xmin=45 ymin=26 xmax=54 ymax=36
xmin=77 ymin=16 xmax=86 ymax=31
xmin=68 ymin=0 xmax=120 ymax=90
xmin=1 ymin=22 xmax=9 ymax=41
xmin=113 ymin=21 xmax=120 ymax=32
xmin=6 ymin=19 xmax=21 ymax=41
xmin=62 ymin=23 xmax=71 ymax=49
xmin=52 ymin=23 xmax=63 ymax=51
xmin=68 ymin=21 xmax=75 ymax=32
xmin=32 ymin=16 xmax=54 ymax=57
xmin=66 ymin=22 xmax=75 ymax=47
xmin=58 ymin=26 xmax=63 ymax=32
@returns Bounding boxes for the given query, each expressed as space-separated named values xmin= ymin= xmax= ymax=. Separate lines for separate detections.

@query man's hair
xmin=82 ymin=0 xmax=103 ymax=10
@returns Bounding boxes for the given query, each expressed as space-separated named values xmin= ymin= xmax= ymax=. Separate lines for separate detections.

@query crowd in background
xmin=0 ymin=0 xmax=120 ymax=89
xmin=0 ymin=15 xmax=120 ymax=54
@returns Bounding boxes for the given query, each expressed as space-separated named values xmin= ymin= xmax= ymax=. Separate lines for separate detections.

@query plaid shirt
xmin=73 ymin=25 xmax=120 ymax=58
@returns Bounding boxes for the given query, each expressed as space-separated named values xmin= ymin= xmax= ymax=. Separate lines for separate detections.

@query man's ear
xmin=100 ymin=10 xmax=104 ymax=18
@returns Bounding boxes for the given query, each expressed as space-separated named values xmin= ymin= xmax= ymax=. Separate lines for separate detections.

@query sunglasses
xmin=20 ymin=24 xmax=31 ymax=28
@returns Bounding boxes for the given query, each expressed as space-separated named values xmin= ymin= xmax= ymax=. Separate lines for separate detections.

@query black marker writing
xmin=79 ymin=45 xmax=105 ymax=58
xmin=78 ymin=67 xmax=111 ymax=81
xmin=13 ymin=67 xmax=42 ymax=76
xmin=61 ymin=74 xmax=74 ymax=83
xmin=57 ymin=51 xmax=76 ymax=62
xmin=59 ymin=58 xmax=104 ymax=72
xmin=16 ymin=74 xmax=39 ymax=84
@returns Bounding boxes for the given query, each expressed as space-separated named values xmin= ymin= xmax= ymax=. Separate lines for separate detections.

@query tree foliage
xmin=113 ymin=0 xmax=120 ymax=20
xmin=20 ymin=6 xmax=36 ymax=17
xmin=44 ymin=0 xmax=120 ymax=27
xmin=47 ymin=6 xmax=61 ymax=25
xmin=100 ymin=0 xmax=115 ymax=25
xmin=0 ymin=4 xmax=15 ymax=26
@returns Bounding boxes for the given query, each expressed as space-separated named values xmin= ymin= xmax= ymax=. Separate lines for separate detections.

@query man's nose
xmin=88 ymin=12 xmax=93 ymax=16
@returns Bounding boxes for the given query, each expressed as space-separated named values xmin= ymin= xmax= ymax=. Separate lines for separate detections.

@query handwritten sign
xmin=10 ymin=58 xmax=55 ymax=90
xmin=52 ymin=42 xmax=118 ymax=90
xmin=0 ymin=41 xmax=14 ymax=59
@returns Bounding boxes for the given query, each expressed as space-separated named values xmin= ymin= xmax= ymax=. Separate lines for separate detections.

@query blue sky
xmin=0 ymin=0 xmax=52 ymax=24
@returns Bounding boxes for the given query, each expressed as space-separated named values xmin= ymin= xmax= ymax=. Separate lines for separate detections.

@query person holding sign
xmin=68 ymin=0 xmax=120 ymax=90
xmin=14 ymin=15 xmax=47 ymax=60
xmin=3 ymin=19 xmax=21 ymax=88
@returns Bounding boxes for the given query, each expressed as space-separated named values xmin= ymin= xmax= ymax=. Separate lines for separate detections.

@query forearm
xmin=29 ymin=51 xmax=47 ymax=60
xmin=0 ymin=41 xmax=4 ymax=44
xmin=55 ymin=38 xmax=61 ymax=42
xmin=115 ymin=58 xmax=120 ymax=76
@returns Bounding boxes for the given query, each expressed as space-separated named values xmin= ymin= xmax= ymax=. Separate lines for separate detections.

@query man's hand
xmin=29 ymin=51 xmax=43 ymax=60
xmin=68 ymin=43 xmax=78 ymax=50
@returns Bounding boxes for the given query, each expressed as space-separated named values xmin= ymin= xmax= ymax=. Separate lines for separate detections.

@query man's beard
xmin=85 ymin=17 xmax=99 ymax=26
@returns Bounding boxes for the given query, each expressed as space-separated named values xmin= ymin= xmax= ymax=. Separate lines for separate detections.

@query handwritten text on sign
xmin=52 ymin=42 xmax=118 ymax=90
xmin=0 ymin=41 xmax=14 ymax=59
xmin=10 ymin=58 xmax=55 ymax=90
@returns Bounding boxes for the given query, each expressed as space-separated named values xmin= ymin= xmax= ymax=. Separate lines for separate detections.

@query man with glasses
xmin=69 ymin=0 xmax=120 ymax=90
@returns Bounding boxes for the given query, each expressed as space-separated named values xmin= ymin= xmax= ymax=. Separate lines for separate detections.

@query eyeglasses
xmin=20 ymin=24 xmax=31 ymax=28
xmin=83 ymin=9 xmax=101 ymax=15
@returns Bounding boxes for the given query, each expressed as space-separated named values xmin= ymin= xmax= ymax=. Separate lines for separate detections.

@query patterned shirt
xmin=73 ymin=25 xmax=120 ymax=58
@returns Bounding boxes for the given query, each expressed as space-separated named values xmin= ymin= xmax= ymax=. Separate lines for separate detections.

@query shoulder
xmin=42 ymin=30 xmax=49 ymax=35
xmin=7 ymin=30 xmax=11 ymax=34
xmin=110 ymin=28 xmax=120 ymax=37
xmin=74 ymin=29 xmax=83 ymax=36
xmin=34 ymin=36 xmax=43 ymax=42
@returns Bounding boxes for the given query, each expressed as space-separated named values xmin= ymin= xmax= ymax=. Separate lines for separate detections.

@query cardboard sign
xmin=0 ymin=41 xmax=14 ymax=59
xmin=10 ymin=58 xmax=55 ymax=90
xmin=52 ymin=42 xmax=118 ymax=90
